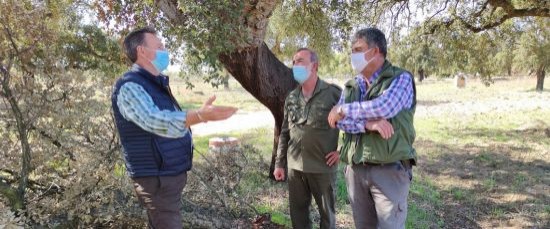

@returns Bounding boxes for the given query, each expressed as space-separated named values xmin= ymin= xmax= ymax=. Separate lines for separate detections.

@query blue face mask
xmin=292 ymin=65 xmax=310 ymax=84
xmin=150 ymin=50 xmax=170 ymax=73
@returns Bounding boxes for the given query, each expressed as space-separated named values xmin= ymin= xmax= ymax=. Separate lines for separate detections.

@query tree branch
xmin=29 ymin=124 xmax=76 ymax=161
xmin=0 ymin=65 xmax=8 ymax=97
xmin=2 ymin=24 xmax=20 ymax=56
xmin=472 ymin=0 xmax=490 ymax=18
xmin=155 ymin=0 xmax=188 ymax=25
xmin=1 ymin=175 xmax=64 ymax=196
xmin=425 ymin=0 xmax=550 ymax=34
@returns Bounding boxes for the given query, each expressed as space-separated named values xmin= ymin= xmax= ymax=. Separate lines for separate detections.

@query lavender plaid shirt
xmin=336 ymin=68 xmax=414 ymax=134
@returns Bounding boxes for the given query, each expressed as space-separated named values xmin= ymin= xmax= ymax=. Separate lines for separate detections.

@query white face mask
xmin=350 ymin=49 xmax=375 ymax=74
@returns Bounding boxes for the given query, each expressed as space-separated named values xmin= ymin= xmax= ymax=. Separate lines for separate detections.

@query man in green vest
xmin=327 ymin=28 xmax=417 ymax=229
xmin=274 ymin=48 xmax=342 ymax=229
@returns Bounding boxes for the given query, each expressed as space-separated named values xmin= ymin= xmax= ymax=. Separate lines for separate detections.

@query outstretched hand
xmin=198 ymin=95 xmax=238 ymax=122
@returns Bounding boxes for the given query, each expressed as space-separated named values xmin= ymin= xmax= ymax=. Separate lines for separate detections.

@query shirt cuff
xmin=166 ymin=111 xmax=188 ymax=138
xmin=171 ymin=111 xmax=187 ymax=124
xmin=275 ymin=159 xmax=285 ymax=168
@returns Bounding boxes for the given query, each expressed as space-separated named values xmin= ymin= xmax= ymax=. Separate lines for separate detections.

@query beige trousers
xmin=345 ymin=162 xmax=412 ymax=229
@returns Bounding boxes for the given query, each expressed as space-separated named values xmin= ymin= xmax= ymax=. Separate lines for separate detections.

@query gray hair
xmin=123 ymin=27 xmax=157 ymax=63
xmin=352 ymin=28 xmax=387 ymax=57
xmin=296 ymin=47 xmax=319 ymax=63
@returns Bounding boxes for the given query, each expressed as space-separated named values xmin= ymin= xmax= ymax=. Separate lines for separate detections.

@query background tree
xmin=389 ymin=28 xmax=437 ymax=82
xmin=95 ymin=0 xmax=357 ymax=178
xmin=514 ymin=18 xmax=549 ymax=92
xmin=0 ymin=1 xmax=140 ymax=226
xmin=0 ymin=0 xmax=548 ymax=226
xmin=492 ymin=21 xmax=519 ymax=77
xmin=94 ymin=0 xmax=550 ymax=178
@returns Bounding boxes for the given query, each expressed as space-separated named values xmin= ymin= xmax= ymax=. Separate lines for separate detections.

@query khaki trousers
xmin=288 ymin=169 xmax=337 ymax=229
xmin=345 ymin=162 xmax=412 ymax=229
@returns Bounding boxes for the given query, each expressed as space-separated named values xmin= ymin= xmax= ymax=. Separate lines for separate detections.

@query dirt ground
xmin=191 ymin=77 xmax=549 ymax=228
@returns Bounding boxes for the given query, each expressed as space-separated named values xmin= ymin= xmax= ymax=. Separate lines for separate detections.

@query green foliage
xmin=1 ymin=0 xmax=136 ymax=226
xmin=389 ymin=28 xmax=438 ymax=78
xmin=265 ymin=1 xmax=360 ymax=78
xmin=513 ymin=18 xmax=549 ymax=73
xmin=335 ymin=165 xmax=348 ymax=205
xmin=94 ymin=0 xmax=249 ymax=87
xmin=318 ymin=52 xmax=353 ymax=79
xmin=255 ymin=205 xmax=292 ymax=228
xmin=1 ymin=0 xmax=548 ymax=227
xmin=389 ymin=17 xmax=548 ymax=86
xmin=266 ymin=1 xmax=336 ymax=62
xmin=91 ymin=0 xmax=549 ymax=88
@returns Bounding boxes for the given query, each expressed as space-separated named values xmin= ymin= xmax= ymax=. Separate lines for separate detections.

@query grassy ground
xmin=170 ymin=80 xmax=266 ymax=112
xmin=181 ymin=77 xmax=549 ymax=228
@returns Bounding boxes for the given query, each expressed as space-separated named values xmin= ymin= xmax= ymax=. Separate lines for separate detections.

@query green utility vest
xmin=340 ymin=61 xmax=417 ymax=165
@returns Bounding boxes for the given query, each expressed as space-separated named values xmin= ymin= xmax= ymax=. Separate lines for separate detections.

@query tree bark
xmin=417 ymin=68 xmax=425 ymax=82
xmin=157 ymin=0 xmax=293 ymax=179
xmin=1 ymin=67 xmax=31 ymax=211
xmin=219 ymin=43 xmax=296 ymax=179
xmin=536 ymin=64 xmax=545 ymax=92
xmin=223 ymin=76 xmax=230 ymax=90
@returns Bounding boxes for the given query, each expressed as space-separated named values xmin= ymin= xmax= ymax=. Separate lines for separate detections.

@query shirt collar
xmin=311 ymin=78 xmax=328 ymax=96
xmin=353 ymin=66 xmax=383 ymax=99
xmin=369 ymin=67 xmax=383 ymax=85
xmin=131 ymin=64 xmax=169 ymax=87
xmin=354 ymin=65 xmax=383 ymax=84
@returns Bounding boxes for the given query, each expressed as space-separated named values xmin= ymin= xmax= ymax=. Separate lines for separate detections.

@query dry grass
xmin=170 ymin=79 xmax=267 ymax=112
xmin=412 ymin=77 xmax=549 ymax=228
xmin=189 ymin=76 xmax=549 ymax=228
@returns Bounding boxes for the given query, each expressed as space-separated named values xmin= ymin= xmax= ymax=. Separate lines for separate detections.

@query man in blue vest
xmin=111 ymin=27 xmax=237 ymax=228
xmin=328 ymin=28 xmax=416 ymax=228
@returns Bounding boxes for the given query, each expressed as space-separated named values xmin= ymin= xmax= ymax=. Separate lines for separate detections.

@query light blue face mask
xmin=151 ymin=50 xmax=170 ymax=73
xmin=292 ymin=65 xmax=310 ymax=84
xmin=142 ymin=45 xmax=170 ymax=73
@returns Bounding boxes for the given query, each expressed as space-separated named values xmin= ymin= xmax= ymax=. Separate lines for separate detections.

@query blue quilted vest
xmin=111 ymin=65 xmax=193 ymax=178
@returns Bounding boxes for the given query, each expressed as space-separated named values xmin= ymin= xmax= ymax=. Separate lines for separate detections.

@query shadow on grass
xmin=522 ymin=88 xmax=550 ymax=93
xmin=417 ymin=100 xmax=451 ymax=107
xmin=415 ymin=127 xmax=549 ymax=228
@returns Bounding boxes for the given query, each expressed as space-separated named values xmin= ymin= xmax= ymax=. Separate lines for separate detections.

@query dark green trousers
xmin=288 ymin=169 xmax=337 ymax=229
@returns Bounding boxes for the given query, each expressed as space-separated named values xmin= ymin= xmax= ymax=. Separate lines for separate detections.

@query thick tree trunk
xmin=157 ymin=0 xmax=289 ymax=179
xmin=417 ymin=68 xmax=425 ymax=82
xmin=219 ymin=43 xmax=296 ymax=179
xmin=536 ymin=65 xmax=545 ymax=92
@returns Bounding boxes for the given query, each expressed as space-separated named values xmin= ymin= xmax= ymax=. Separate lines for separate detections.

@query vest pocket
xmin=153 ymin=136 xmax=191 ymax=170
xmin=364 ymin=133 xmax=391 ymax=162
xmin=385 ymin=121 xmax=409 ymax=162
